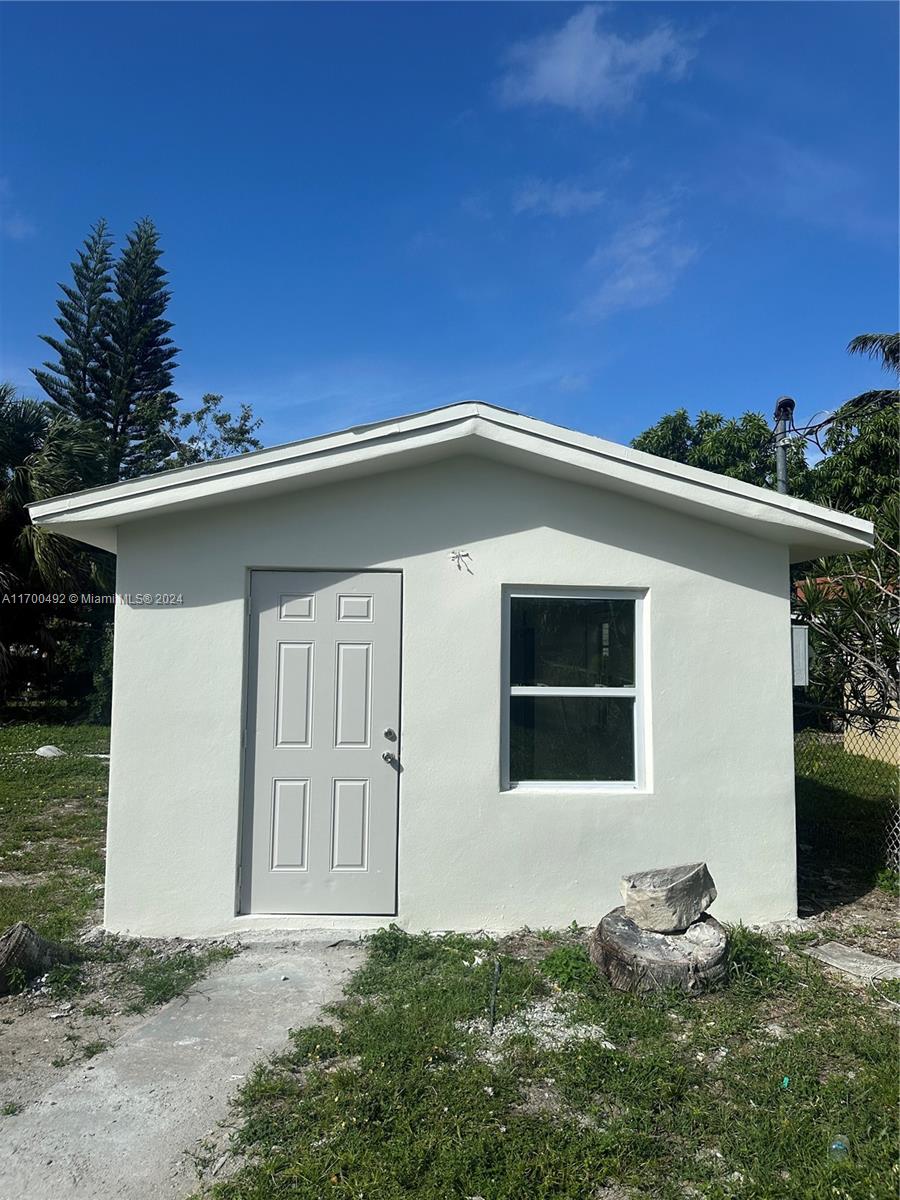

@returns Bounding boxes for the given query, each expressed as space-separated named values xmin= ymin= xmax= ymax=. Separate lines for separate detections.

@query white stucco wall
xmin=104 ymin=453 xmax=796 ymax=936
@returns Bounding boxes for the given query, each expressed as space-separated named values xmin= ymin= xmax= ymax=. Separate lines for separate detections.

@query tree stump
xmin=0 ymin=922 xmax=74 ymax=995
xmin=589 ymin=907 xmax=728 ymax=995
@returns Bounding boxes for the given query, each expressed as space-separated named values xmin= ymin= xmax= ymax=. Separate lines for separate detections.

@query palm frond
xmin=847 ymin=333 xmax=900 ymax=374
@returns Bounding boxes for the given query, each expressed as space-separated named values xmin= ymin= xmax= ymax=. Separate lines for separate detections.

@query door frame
xmin=235 ymin=566 xmax=404 ymax=917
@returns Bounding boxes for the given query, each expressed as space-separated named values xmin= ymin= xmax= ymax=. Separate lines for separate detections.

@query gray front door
xmin=241 ymin=570 xmax=401 ymax=914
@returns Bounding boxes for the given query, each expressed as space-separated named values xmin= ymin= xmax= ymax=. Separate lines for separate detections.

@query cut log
xmin=0 ymin=922 xmax=74 ymax=995
xmin=619 ymin=862 xmax=717 ymax=933
xmin=590 ymin=907 xmax=728 ymax=995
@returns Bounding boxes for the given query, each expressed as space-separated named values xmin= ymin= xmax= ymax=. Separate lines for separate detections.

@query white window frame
xmin=500 ymin=586 xmax=648 ymax=792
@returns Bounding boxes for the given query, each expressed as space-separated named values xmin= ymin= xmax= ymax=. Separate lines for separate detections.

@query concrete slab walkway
xmin=0 ymin=935 xmax=365 ymax=1200
xmin=804 ymin=940 xmax=900 ymax=982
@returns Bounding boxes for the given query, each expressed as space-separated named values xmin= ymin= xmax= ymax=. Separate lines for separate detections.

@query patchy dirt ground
xmin=793 ymin=866 xmax=899 ymax=960
xmin=0 ymin=930 xmax=239 ymax=1115
xmin=804 ymin=883 xmax=899 ymax=958
xmin=0 ymin=936 xmax=365 ymax=1200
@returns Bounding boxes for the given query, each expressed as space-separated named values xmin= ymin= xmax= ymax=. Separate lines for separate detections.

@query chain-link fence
xmin=794 ymin=702 xmax=900 ymax=894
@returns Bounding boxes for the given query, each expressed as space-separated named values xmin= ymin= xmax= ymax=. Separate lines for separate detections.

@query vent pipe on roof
xmin=773 ymin=396 xmax=796 ymax=495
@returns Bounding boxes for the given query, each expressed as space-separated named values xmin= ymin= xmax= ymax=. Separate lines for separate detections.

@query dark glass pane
xmin=509 ymin=696 xmax=635 ymax=782
xmin=510 ymin=598 xmax=635 ymax=688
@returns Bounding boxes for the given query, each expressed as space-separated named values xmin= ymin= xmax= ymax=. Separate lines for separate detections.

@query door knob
xmin=383 ymin=727 xmax=397 ymax=741
xmin=382 ymin=751 xmax=397 ymax=764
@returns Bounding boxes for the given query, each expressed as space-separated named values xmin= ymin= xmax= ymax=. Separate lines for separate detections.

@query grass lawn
xmin=202 ymin=926 xmax=897 ymax=1200
xmin=794 ymin=733 xmax=899 ymax=904
xmin=0 ymin=722 xmax=110 ymax=942
xmin=0 ymin=720 xmax=234 ymax=1007
xmin=200 ymin=737 xmax=898 ymax=1200
xmin=1 ymin=719 xmax=895 ymax=1193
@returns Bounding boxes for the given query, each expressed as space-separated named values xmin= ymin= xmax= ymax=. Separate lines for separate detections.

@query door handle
xmin=382 ymin=751 xmax=397 ymax=765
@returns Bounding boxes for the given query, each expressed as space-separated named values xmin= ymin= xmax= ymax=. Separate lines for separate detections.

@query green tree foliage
xmin=32 ymin=221 xmax=114 ymax=425
xmin=632 ymin=408 xmax=811 ymax=494
xmin=632 ymin=335 xmax=898 ymax=719
xmin=172 ymin=393 xmax=263 ymax=466
xmin=793 ymin=336 xmax=899 ymax=720
xmin=99 ymin=217 xmax=181 ymax=480
xmin=0 ymin=384 xmax=102 ymax=692
xmin=841 ymin=332 xmax=899 ymax=419
xmin=5 ymin=219 xmax=264 ymax=715
xmin=33 ymin=217 xmax=261 ymax=482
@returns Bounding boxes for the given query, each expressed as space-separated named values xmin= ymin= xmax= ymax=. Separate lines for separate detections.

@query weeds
xmin=875 ymin=866 xmax=899 ymax=895
xmin=725 ymin=924 xmax=795 ymax=991
xmin=4 ymin=966 xmax=26 ymax=994
xmin=45 ymin=961 xmax=84 ymax=998
xmin=540 ymin=944 xmax=596 ymax=991
xmin=200 ymin=926 xmax=898 ymax=1200
xmin=121 ymin=944 xmax=236 ymax=1012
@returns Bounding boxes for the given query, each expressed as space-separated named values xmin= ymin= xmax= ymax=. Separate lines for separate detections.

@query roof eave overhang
xmin=27 ymin=404 xmax=874 ymax=563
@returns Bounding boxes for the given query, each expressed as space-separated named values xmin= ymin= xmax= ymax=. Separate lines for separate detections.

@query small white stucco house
xmin=29 ymin=402 xmax=873 ymax=937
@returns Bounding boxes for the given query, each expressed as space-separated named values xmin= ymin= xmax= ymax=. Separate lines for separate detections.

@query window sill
xmin=500 ymin=783 xmax=651 ymax=797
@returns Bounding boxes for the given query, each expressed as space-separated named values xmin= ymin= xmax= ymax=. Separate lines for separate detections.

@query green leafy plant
xmin=726 ymin=925 xmax=794 ymax=990
xmin=540 ymin=944 xmax=597 ymax=991
xmin=875 ymin=866 xmax=899 ymax=895
xmin=46 ymin=961 xmax=83 ymax=998
xmin=121 ymin=944 xmax=235 ymax=1013
xmin=4 ymin=966 xmax=27 ymax=994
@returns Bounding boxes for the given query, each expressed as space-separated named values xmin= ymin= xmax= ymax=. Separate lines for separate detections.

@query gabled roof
xmin=28 ymin=400 xmax=873 ymax=561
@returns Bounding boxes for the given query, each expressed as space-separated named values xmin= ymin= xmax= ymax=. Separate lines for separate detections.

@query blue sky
xmin=1 ymin=1 xmax=897 ymax=448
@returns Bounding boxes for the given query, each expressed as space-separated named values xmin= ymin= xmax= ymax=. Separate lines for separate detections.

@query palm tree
xmin=843 ymin=332 xmax=899 ymax=417
xmin=792 ymin=335 xmax=899 ymax=721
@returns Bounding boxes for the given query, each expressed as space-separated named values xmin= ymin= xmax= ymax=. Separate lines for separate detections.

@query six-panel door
xmin=241 ymin=571 xmax=401 ymax=914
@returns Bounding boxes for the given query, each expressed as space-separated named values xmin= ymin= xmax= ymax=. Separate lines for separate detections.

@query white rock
xmin=619 ymin=862 xmax=717 ymax=933
xmin=35 ymin=745 xmax=65 ymax=758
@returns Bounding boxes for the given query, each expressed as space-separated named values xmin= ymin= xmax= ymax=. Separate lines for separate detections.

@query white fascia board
xmin=27 ymin=400 xmax=872 ymax=561
xmin=477 ymin=407 xmax=872 ymax=539
xmin=29 ymin=414 xmax=480 ymax=526
xmin=27 ymin=405 xmax=483 ymax=524
xmin=468 ymin=416 xmax=873 ymax=560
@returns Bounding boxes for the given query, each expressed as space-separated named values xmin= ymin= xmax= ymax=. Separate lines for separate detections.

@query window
xmin=504 ymin=590 xmax=645 ymax=789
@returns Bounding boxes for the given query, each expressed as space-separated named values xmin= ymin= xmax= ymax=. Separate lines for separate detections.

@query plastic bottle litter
xmin=828 ymin=1135 xmax=850 ymax=1161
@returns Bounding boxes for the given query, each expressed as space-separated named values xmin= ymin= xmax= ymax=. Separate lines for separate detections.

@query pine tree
xmin=32 ymin=220 xmax=114 ymax=424
xmin=99 ymin=217 xmax=181 ymax=480
xmin=33 ymin=218 xmax=261 ymax=487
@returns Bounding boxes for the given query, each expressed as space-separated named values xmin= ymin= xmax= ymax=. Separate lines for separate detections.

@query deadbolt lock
xmin=383 ymin=727 xmax=397 ymax=741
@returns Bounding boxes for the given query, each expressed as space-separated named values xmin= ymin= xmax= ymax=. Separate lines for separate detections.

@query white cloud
xmin=0 ymin=178 xmax=36 ymax=241
xmin=513 ymin=178 xmax=606 ymax=217
xmin=557 ymin=373 xmax=590 ymax=393
xmin=460 ymin=193 xmax=493 ymax=221
xmin=2 ymin=213 xmax=36 ymax=241
xmin=577 ymin=199 xmax=698 ymax=319
xmin=499 ymin=5 xmax=694 ymax=116
xmin=735 ymin=135 xmax=895 ymax=242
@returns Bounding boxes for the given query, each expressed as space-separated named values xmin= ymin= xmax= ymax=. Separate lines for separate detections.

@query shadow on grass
xmin=795 ymin=741 xmax=897 ymax=915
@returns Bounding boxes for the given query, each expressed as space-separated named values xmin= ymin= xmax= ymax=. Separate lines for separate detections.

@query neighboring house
xmin=28 ymin=402 xmax=873 ymax=936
